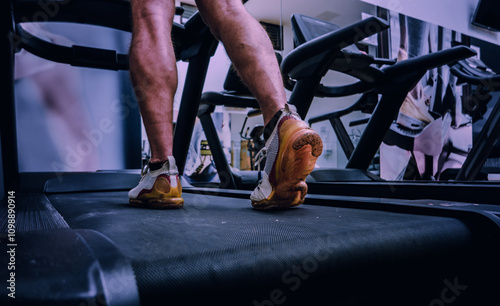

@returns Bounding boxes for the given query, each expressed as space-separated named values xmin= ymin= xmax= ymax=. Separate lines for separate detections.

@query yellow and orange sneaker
xmin=129 ymin=156 xmax=184 ymax=209
xmin=250 ymin=104 xmax=323 ymax=210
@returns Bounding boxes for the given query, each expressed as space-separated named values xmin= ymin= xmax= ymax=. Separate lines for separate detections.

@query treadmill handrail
xmin=325 ymin=46 xmax=476 ymax=97
xmin=12 ymin=8 xmax=214 ymax=69
xmin=15 ymin=23 xmax=130 ymax=70
xmin=281 ymin=16 xmax=389 ymax=81
xmin=382 ymin=45 xmax=477 ymax=80
xmin=289 ymin=46 xmax=475 ymax=99
xmin=200 ymin=91 xmax=259 ymax=109
xmin=12 ymin=0 xmax=213 ymax=63
xmin=308 ymin=93 xmax=376 ymax=125
xmin=450 ymin=62 xmax=500 ymax=87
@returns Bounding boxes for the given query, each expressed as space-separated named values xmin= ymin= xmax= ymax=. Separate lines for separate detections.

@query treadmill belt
xmin=0 ymin=193 xmax=68 ymax=233
xmin=45 ymin=191 xmax=496 ymax=305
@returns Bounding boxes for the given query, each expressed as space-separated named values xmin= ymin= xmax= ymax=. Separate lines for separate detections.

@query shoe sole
xmin=129 ymin=175 xmax=184 ymax=209
xmin=129 ymin=198 xmax=184 ymax=209
xmin=252 ymin=125 xmax=322 ymax=210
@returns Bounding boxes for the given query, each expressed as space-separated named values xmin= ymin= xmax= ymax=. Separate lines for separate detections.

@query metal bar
xmin=15 ymin=24 xmax=129 ymax=70
xmin=198 ymin=106 xmax=237 ymax=189
xmin=306 ymin=181 xmax=500 ymax=206
xmin=423 ymin=155 xmax=434 ymax=180
xmin=1 ymin=0 xmax=20 ymax=192
xmin=376 ymin=6 xmax=390 ymax=60
xmin=173 ymin=52 xmax=214 ymax=175
xmin=346 ymin=89 xmax=410 ymax=170
xmin=456 ymin=96 xmax=500 ymax=181
xmin=330 ymin=117 xmax=354 ymax=159
xmin=288 ymin=75 xmax=323 ymax=119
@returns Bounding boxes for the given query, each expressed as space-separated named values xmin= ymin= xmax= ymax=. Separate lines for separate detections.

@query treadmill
xmin=194 ymin=13 xmax=500 ymax=205
xmin=2 ymin=1 xmax=500 ymax=305
xmin=283 ymin=14 xmax=500 ymax=204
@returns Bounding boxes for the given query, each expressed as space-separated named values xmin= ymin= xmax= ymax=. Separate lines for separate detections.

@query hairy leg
xmin=129 ymin=0 xmax=177 ymax=163
xmin=195 ymin=0 xmax=287 ymax=125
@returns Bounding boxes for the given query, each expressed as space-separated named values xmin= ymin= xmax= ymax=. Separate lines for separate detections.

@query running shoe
xmin=250 ymin=104 xmax=323 ymax=209
xmin=129 ymin=156 xmax=184 ymax=209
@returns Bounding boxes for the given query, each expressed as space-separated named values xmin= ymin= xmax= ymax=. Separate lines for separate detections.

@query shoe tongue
xmin=264 ymin=110 xmax=283 ymax=141
xmin=263 ymin=104 xmax=301 ymax=141
xmin=149 ymin=161 xmax=165 ymax=171
xmin=167 ymin=156 xmax=178 ymax=173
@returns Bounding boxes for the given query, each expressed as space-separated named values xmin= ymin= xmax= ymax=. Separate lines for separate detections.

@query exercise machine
xmin=279 ymin=14 xmax=500 ymax=203
xmin=194 ymin=14 xmax=500 ymax=203
xmin=284 ymin=14 xmax=475 ymax=179
xmin=1 ymin=0 xmax=218 ymax=194
xmin=2 ymin=1 xmax=500 ymax=305
xmin=195 ymin=54 xmax=282 ymax=190
xmin=195 ymin=70 xmax=260 ymax=189
xmin=445 ymin=54 xmax=500 ymax=180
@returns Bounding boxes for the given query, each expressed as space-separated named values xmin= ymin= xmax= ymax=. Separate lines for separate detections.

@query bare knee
xmin=131 ymin=0 xmax=174 ymax=14
xmin=195 ymin=0 xmax=248 ymax=41
xmin=130 ymin=0 xmax=175 ymax=30
xmin=129 ymin=0 xmax=177 ymax=81
xmin=129 ymin=0 xmax=176 ymax=57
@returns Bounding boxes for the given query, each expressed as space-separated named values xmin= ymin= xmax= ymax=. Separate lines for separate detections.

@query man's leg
xmin=129 ymin=0 xmax=177 ymax=163
xmin=128 ymin=0 xmax=183 ymax=208
xmin=195 ymin=0 xmax=286 ymax=125
xmin=196 ymin=0 xmax=323 ymax=209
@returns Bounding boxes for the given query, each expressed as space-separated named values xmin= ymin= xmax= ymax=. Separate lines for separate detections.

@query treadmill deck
xmin=37 ymin=190 xmax=497 ymax=305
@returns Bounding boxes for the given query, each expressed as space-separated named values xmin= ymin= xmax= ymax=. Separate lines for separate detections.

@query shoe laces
xmin=253 ymin=147 xmax=267 ymax=185
xmin=252 ymin=104 xmax=300 ymax=173
xmin=253 ymin=104 xmax=301 ymax=180
xmin=254 ymin=147 xmax=267 ymax=173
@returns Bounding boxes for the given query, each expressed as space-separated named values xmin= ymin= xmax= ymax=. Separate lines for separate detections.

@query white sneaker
xmin=129 ymin=156 xmax=184 ymax=209
xmin=250 ymin=104 xmax=323 ymax=210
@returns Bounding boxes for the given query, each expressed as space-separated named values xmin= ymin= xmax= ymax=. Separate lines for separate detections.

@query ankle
xmin=149 ymin=160 xmax=168 ymax=171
